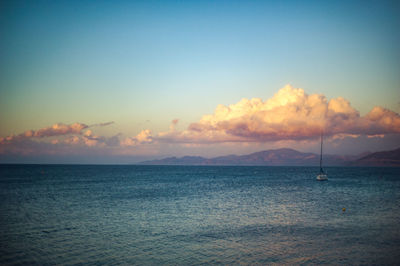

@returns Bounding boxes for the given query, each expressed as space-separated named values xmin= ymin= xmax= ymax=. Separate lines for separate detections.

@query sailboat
xmin=316 ymin=132 xmax=328 ymax=181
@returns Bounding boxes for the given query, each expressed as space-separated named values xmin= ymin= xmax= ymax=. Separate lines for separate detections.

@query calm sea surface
xmin=0 ymin=165 xmax=399 ymax=265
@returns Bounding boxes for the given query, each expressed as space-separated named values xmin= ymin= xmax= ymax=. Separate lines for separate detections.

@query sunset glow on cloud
xmin=0 ymin=122 xmax=118 ymax=155
xmin=1 ymin=85 xmax=399 ymax=160
xmin=121 ymin=129 xmax=154 ymax=146
xmin=154 ymin=85 xmax=400 ymax=143
xmin=0 ymin=123 xmax=88 ymax=143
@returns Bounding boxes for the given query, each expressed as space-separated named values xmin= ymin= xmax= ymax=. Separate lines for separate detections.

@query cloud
xmin=169 ymin=119 xmax=179 ymax=132
xmin=1 ymin=85 xmax=400 ymax=159
xmin=154 ymin=85 xmax=400 ymax=143
xmin=0 ymin=122 xmax=120 ymax=155
xmin=364 ymin=106 xmax=400 ymax=134
xmin=89 ymin=121 xmax=115 ymax=127
xmin=0 ymin=123 xmax=88 ymax=144
xmin=81 ymin=130 xmax=121 ymax=147
xmin=59 ymin=129 xmax=121 ymax=148
xmin=121 ymin=129 xmax=153 ymax=146
xmin=34 ymin=123 xmax=88 ymax=137
xmin=64 ymin=135 xmax=81 ymax=145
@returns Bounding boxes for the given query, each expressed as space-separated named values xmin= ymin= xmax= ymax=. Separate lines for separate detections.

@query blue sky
xmin=0 ymin=0 xmax=399 ymax=162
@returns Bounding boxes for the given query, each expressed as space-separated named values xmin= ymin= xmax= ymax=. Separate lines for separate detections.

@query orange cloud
xmin=62 ymin=129 xmax=120 ymax=147
xmin=34 ymin=123 xmax=88 ymax=137
xmin=0 ymin=122 xmax=118 ymax=150
xmin=155 ymin=85 xmax=400 ymax=143
xmin=121 ymin=129 xmax=153 ymax=146
xmin=0 ymin=123 xmax=88 ymax=144
xmin=1 ymin=86 xmax=399 ymax=157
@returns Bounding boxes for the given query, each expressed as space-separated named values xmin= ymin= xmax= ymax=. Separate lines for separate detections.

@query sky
xmin=0 ymin=0 xmax=399 ymax=163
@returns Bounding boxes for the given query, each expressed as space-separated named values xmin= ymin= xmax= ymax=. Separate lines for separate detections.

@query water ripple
xmin=1 ymin=165 xmax=399 ymax=265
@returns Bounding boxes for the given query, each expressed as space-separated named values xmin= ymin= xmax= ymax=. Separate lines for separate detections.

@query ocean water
xmin=0 ymin=165 xmax=399 ymax=265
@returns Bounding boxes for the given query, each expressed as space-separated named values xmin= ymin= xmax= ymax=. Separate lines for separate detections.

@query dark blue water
xmin=1 ymin=165 xmax=399 ymax=265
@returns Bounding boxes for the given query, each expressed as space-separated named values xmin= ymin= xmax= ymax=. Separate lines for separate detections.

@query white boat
xmin=317 ymin=172 xmax=328 ymax=181
xmin=317 ymin=132 xmax=328 ymax=181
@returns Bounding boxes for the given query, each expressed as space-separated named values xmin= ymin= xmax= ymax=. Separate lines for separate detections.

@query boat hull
xmin=317 ymin=174 xmax=328 ymax=181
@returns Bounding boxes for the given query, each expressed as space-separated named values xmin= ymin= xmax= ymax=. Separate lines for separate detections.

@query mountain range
xmin=351 ymin=147 xmax=400 ymax=166
xmin=140 ymin=147 xmax=400 ymax=166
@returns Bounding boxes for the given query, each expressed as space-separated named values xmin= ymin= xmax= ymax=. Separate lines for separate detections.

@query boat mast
xmin=320 ymin=131 xmax=323 ymax=173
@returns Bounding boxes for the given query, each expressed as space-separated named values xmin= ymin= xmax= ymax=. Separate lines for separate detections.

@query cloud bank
xmin=0 ymin=123 xmax=88 ymax=144
xmin=1 ymin=85 xmax=400 ymax=159
xmin=153 ymin=85 xmax=400 ymax=143
xmin=0 ymin=122 xmax=118 ymax=155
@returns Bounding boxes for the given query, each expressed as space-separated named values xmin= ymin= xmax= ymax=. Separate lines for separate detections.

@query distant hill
xmin=351 ymin=148 xmax=400 ymax=166
xmin=140 ymin=148 xmax=367 ymax=166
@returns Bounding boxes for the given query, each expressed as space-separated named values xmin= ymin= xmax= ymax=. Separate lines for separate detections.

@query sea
xmin=0 ymin=165 xmax=399 ymax=265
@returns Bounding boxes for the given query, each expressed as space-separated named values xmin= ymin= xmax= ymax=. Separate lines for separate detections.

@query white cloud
xmin=154 ymin=85 xmax=400 ymax=143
